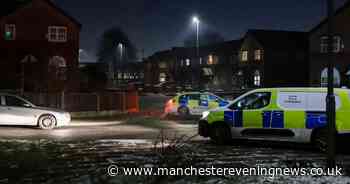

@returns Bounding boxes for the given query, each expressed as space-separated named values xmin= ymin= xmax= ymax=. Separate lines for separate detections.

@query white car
xmin=0 ymin=93 xmax=71 ymax=129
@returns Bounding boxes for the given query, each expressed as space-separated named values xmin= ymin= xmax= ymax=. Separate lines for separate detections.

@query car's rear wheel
xmin=210 ymin=123 xmax=231 ymax=145
xmin=38 ymin=114 xmax=56 ymax=130
xmin=178 ymin=106 xmax=189 ymax=117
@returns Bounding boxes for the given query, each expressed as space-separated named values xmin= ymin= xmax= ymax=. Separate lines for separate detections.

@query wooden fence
xmin=22 ymin=91 xmax=139 ymax=113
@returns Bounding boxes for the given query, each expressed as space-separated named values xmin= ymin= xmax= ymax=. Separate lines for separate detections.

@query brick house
xmin=309 ymin=1 xmax=350 ymax=87
xmin=238 ymin=29 xmax=309 ymax=88
xmin=0 ymin=0 xmax=81 ymax=92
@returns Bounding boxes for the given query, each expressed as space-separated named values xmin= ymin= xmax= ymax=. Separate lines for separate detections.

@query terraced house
xmin=0 ymin=0 xmax=81 ymax=92
xmin=309 ymin=1 xmax=350 ymax=87
xmin=144 ymin=40 xmax=242 ymax=91
xmin=237 ymin=29 xmax=309 ymax=88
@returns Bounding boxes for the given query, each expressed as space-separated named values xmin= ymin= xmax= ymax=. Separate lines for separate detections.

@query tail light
xmin=167 ymin=99 xmax=176 ymax=106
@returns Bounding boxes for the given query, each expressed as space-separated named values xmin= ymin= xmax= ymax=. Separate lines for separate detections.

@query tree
xmin=184 ymin=31 xmax=225 ymax=48
xmin=97 ymin=26 xmax=137 ymax=66
xmin=80 ymin=64 xmax=107 ymax=91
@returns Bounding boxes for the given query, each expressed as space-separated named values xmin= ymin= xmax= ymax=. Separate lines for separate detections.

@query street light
xmin=118 ymin=43 xmax=123 ymax=61
xmin=192 ymin=16 xmax=200 ymax=89
xmin=118 ymin=43 xmax=124 ymax=84
xmin=192 ymin=16 xmax=200 ymax=59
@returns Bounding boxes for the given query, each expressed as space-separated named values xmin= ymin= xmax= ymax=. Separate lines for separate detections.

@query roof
xmin=0 ymin=0 xmax=31 ymax=17
xmin=246 ymin=29 xmax=308 ymax=51
xmin=310 ymin=0 xmax=350 ymax=33
xmin=0 ymin=0 xmax=81 ymax=28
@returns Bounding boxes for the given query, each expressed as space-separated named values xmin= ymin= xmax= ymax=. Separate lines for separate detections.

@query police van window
xmin=189 ymin=94 xmax=200 ymax=101
xmin=209 ymin=95 xmax=220 ymax=102
xmin=179 ymin=95 xmax=188 ymax=102
xmin=229 ymin=92 xmax=271 ymax=110
xmin=200 ymin=94 xmax=208 ymax=101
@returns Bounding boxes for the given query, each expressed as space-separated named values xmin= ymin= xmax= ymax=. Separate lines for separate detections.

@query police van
xmin=198 ymin=88 xmax=350 ymax=149
xmin=164 ymin=92 xmax=230 ymax=116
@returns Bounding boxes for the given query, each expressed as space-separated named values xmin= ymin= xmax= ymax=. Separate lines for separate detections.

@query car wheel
xmin=210 ymin=124 xmax=231 ymax=145
xmin=178 ymin=106 xmax=189 ymax=117
xmin=311 ymin=128 xmax=328 ymax=152
xmin=38 ymin=114 xmax=56 ymax=130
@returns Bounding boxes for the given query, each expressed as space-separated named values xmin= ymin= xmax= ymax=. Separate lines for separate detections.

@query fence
xmin=22 ymin=91 xmax=139 ymax=113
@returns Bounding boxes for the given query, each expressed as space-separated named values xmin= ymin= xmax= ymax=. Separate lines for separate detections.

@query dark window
xmin=189 ymin=94 xmax=200 ymax=101
xmin=5 ymin=96 xmax=27 ymax=107
xmin=200 ymin=94 xmax=208 ymax=101
xmin=209 ymin=95 xmax=222 ymax=103
xmin=229 ymin=92 xmax=271 ymax=110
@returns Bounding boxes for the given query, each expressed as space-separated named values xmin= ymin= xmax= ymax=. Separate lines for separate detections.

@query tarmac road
xmin=0 ymin=119 xmax=198 ymax=141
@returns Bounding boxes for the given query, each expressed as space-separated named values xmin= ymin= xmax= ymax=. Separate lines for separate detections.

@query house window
xmin=48 ymin=26 xmax=67 ymax=42
xmin=186 ymin=59 xmax=191 ymax=66
xmin=320 ymin=36 xmax=342 ymax=53
xmin=333 ymin=36 xmax=342 ymax=53
xmin=49 ymin=56 xmax=67 ymax=80
xmin=159 ymin=73 xmax=166 ymax=82
xmin=241 ymin=51 xmax=248 ymax=61
xmin=254 ymin=49 xmax=263 ymax=61
xmin=207 ymin=54 xmax=219 ymax=65
xmin=254 ymin=70 xmax=261 ymax=87
xmin=4 ymin=24 xmax=16 ymax=40
xmin=321 ymin=68 xmax=340 ymax=87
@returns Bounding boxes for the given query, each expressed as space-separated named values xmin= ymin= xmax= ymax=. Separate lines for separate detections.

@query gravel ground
xmin=0 ymin=138 xmax=350 ymax=184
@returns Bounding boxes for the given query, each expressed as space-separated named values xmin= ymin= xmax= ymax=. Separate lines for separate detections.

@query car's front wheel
xmin=38 ymin=114 xmax=57 ymax=130
xmin=210 ymin=123 xmax=231 ymax=145
xmin=178 ymin=106 xmax=189 ymax=117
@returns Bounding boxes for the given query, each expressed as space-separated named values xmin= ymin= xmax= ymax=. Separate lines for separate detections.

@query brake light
xmin=167 ymin=99 xmax=176 ymax=106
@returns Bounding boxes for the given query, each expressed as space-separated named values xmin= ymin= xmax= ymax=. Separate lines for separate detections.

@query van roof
xmin=253 ymin=87 xmax=350 ymax=93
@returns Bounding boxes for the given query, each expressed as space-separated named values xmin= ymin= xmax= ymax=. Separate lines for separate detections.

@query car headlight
xmin=202 ymin=111 xmax=210 ymax=119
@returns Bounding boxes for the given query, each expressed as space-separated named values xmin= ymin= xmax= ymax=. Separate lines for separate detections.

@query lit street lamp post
xmin=119 ymin=43 xmax=123 ymax=85
xmin=192 ymin=16 xmax=200 ymax=88
xmin=326 ymin=0 xmax=336 ymax=169
xmin=115 ymin=43 xmax=123 ymax=87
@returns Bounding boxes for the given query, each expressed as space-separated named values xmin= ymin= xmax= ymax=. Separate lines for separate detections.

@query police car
xmin=164 ymin=92 xmax=230 ymax=116
xmin=198 ymin=88 xmax=350 ymax=149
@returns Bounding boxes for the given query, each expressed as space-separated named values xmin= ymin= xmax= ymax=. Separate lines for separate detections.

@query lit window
xmin=254 ymin=70 xmax=261 ymax=86
xmin=254 ymin=50 xmax=263 ymax=61
xmin=199 ymin=57 xmax=202 ymax=65
xmin=48 ymin=26 xmax=67 ymax=42
xmin=186 ymin=59 xmax=191 ymax=66
xmin=4 ymin=24 xmax=16 ymax=40
xmin=208 ymin=55 xmax=213 ymax=65
xmin=320 ymin=36 xmax=342 ymax=53
xmin=241 ymin=51 xmax=248 ymax=61
xmin=159 ymin=73 xmax=166 ymax=82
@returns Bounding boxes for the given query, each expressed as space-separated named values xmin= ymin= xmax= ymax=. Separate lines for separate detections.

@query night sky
xmin=55 ymin=0 xmax=347 ymax=59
